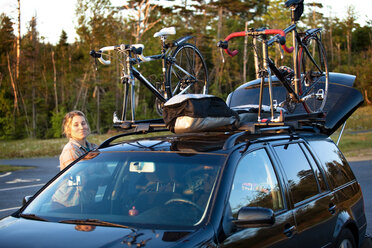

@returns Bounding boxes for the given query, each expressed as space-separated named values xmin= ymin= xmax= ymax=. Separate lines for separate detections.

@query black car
xmin=0 ymin=73 xmax=367 ymax=248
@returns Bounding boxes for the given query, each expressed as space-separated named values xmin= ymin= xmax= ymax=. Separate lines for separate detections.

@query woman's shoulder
xmin=61 ymin=140 xmax=81 ymax=153
xmin=87 ymin=141 xmax=98 ymax=150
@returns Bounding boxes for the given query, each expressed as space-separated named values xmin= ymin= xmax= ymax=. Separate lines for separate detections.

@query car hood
xmin=0 ymin=217 xmax=193 ymax=248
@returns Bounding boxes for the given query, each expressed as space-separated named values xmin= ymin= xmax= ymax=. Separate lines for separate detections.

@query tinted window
xmin=309 ymin=140 xmax=355 ymax=188
xmin=229 ymin=149 xmax=283 ymax=217
xmin=274 ymin=143 xmax=319 ymax=204
xmin=300 ymin=143 xmax=327 ymax=191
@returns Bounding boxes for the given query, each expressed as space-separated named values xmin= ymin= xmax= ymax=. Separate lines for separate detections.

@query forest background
xmin=0 ymin=0 xmax=371 ymax=140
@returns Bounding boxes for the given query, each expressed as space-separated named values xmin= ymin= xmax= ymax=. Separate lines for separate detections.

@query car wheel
xmin=336 ymin=229 xmax=356 ymax=248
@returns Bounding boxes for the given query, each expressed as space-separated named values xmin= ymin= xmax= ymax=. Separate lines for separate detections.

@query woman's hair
xmin=62 ymin=110 xmax=90 ymax=138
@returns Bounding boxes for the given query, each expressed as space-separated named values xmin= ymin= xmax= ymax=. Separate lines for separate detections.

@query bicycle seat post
xmin=290 ymin=6 xmax=300 ymax=95
xmin=160 ymin=36 xmax=168 ymax=97
xmin=259 ymin=37 xmax=275 ymax=122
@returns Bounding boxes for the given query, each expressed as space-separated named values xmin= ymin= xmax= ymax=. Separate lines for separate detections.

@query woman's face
xmin=70 ymin=115 xmax=89 ymax=141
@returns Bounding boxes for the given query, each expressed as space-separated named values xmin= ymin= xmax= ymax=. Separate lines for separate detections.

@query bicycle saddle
xmin=284 ymin=0 xmax=303 ymax=8
xmin=285 ymin=0 xmax=304 ymax=21
xmin=154 ymin=27 xmax=176 ymax=38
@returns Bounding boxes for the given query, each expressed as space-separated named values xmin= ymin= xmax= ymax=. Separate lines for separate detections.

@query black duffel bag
xmin=162 ymin=94 xmax=239 ymax=133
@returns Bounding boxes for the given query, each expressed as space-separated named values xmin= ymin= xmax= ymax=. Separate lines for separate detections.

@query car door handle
xmin=329 ymin=204 xmax=336 ymax=214
xmin=284 ymin=225 xmax=296 ymax=238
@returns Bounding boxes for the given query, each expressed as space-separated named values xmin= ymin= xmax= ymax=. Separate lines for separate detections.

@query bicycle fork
xmin=121 ymin=55 xmax=136 ymax=122
xmin=258 ymin=40 xmax=278 ymax=122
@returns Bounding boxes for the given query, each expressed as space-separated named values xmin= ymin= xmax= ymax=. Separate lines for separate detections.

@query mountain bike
xmin=218 ymin=0 xmax=329 ymax=121
xmin=90 ymin=27 xmax=208 ymax=125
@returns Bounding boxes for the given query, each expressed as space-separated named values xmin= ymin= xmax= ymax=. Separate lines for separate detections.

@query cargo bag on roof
xmin=162 ymin=94 xmax=239 ymax=133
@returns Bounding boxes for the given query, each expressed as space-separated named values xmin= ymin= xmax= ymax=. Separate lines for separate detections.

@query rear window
xmin=309 ymin=140 xmax=355 ymax=189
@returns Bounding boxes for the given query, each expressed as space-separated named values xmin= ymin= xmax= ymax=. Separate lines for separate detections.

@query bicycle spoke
xmin=165 ymin=43 xmax=208 ymax=98
xmin=298 ymin=35 xmax=329 ymax=113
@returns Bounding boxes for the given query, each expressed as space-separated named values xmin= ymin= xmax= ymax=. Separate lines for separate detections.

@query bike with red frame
xmin=218 ymin=0 xmax=329 ymax=120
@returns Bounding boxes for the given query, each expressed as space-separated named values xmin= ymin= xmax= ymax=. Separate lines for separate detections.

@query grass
xmin=0 ymin=130 xmax=171 ymax=159
xmin=342 ymin=105 xmax=372 ymax=131
xmin=0 ymin=106 xmax=371 ymax=160
xmin=0 ymin=165 xmax=35 ymax=173
xmin=331 ymin=132 xmax=372 ymax=158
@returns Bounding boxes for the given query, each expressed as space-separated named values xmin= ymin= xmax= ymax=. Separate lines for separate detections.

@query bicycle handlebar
xmin=217 ymin=29 xmax=294 ymax=57
xmin=90 ymin=44 xmax=153 ymax=65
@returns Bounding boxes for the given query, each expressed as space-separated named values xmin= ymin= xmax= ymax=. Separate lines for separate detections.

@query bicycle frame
xmin=93 ymin=34 xmax=201 ymax=123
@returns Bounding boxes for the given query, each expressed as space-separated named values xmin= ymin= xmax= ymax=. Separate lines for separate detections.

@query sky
xmin=1 ymin=0 xmax=371 ymax=45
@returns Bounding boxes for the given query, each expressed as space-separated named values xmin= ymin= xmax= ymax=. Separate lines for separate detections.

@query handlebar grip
xmin=225 ymin=49 xmax=239 ymax=57
xmin=94 ymin=46 xmax=117 ymax=65
xmin=264 ymin=29 xmax=294 ymax=53
xmin=98 ymin=54 xmax=111 ymax=65
xmin=282 ymin=44 xmax=294 ymax=53
xmin=224 ymin=31 xmax=246 ymax=56
xmin=89 ymin=49 xmax=110 ymax=65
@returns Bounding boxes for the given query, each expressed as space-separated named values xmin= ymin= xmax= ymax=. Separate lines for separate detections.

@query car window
xmin=229 ymin=149 xmax=283 ymax=217
xmin=309 ymin=140 xmax=355 ymax=188
xmin=274 ymin=143 xmax=320 ymax=204
xmin=300 ymin=143 xmax=327 ymax=191
xmin=22 ymin=152 xmax=225 ymax=228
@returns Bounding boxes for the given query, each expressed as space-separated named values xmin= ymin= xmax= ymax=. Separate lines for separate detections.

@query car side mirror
xmin=233 ymin=207 xmax=275 ymax=228
xmin=22 ymin=195 xmax=33 ymax=206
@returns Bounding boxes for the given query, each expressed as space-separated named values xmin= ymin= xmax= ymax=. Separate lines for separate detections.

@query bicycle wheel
xmin=165 ymin=43 xmax=208 ymax=98
xmin=297 ymin=35 xmax=329 ymax=113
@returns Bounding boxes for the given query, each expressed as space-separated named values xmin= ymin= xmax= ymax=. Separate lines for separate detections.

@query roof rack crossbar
xmin=223 ymin=131 xmax=249 ymax=150
xmin=258 ymin=125 xmax=295 ymax=134
xmin=113 ymin=118 xmax=166 ymax=130
xmin=99 ymin=128 xmax=169 ymax=149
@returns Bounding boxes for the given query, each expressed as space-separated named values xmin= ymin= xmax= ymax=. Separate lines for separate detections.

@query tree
xmin=344 ymin=5 xmax=358 ymax=66
xmin=120 ymin=0 xmax=162 ymax=43
xmin=16 ymin=0 xmax=21 ymax=80
xmin=0 ymin=14 xmax=15 ymax=56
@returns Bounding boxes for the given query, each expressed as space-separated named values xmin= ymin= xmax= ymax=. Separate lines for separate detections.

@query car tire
xmin=335 ymin=228 xmax=356 ymax=248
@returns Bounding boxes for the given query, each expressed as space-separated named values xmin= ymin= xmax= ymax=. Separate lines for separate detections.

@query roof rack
xmin=100 ymin=118 xmax=168 ymax=149
xmin=238 ymin=111 xmax=325 ymax=133
xmin=113 ymin=118 xmax=166 ymax=131
xmin=101 ymin=111 xmax=325 ymax=150
xmin=223 ymin=125 xmax=299 ymax=151
xmin=223 ymin=112 xmax=325 ymax=150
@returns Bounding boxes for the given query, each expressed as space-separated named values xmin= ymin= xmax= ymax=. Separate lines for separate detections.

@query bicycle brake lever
xmin=220 ymin=48 xmax=225 ymax=63
xmin=279 ymin=44 xmax=284 ymax=59
xmin=94 ymin=58 xmax=98 ymax=71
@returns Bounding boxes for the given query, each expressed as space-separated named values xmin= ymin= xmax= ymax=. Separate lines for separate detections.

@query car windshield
xmin=22 ymin=151 xmax=225 ymax=229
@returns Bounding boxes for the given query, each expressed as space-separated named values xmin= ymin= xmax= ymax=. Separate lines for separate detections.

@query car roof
xmin=97 ymin=130 xmax=329 ymax=154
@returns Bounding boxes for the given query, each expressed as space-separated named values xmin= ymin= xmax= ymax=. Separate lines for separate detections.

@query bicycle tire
xmin=297 ymin=34 xmax=329 ymax=113
xmin=165 ymin=43 xmax=208 ymax=98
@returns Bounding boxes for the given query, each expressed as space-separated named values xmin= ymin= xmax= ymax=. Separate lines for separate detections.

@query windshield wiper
xmin=59 ymin=219 xmax=134 ymax=229
xmin=19 ymin=213 xmax=49 ymax=222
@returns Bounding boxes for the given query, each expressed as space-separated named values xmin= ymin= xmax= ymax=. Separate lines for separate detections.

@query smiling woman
xmin=59 ymin=111 xmax=98 ymax=171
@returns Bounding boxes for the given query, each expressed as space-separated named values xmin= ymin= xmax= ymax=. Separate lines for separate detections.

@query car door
xmin=273 ymin=142 xmax=337 ymax=248
xmin=221 ymin=148 xmax=298 ymax=248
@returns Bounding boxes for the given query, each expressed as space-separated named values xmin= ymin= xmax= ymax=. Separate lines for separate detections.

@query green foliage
xmin=0 ymin=1 xmax=371 ymax=140
xmin=50 ymin=109 xmax=66 ymax=138
xmin=0 ymin=89 xmax=14 ymax=139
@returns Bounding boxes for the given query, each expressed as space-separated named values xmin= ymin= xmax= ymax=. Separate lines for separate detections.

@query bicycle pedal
xmin=316 ymin=89 xmax=324 ymax=100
